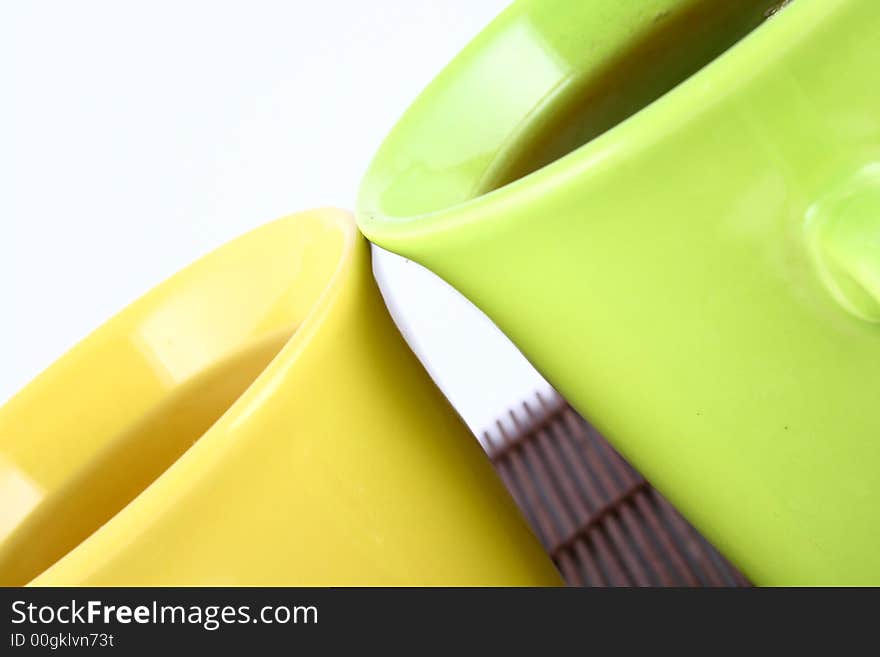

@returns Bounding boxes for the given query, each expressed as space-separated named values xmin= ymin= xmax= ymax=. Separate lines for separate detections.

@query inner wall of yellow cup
xmin=480 ymin=1 xmax=772 ymax=193
xmin=0 ymin=331 xmax=291 ymax=586
xmin=0 ymin=214 xmax=348 ymax=585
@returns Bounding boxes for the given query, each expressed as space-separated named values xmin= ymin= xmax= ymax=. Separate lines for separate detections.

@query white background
xmin=0 ymin=0 xmax=551 ymax=440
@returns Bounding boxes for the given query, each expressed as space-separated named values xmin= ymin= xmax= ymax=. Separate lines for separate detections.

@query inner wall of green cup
xmin=480 ymin=1 xmax=778 ymax=193
xmin=362 ymin=0 xmax=783 ymax=220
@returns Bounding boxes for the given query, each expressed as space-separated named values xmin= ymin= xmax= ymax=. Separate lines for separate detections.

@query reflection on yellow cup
xmin=0 ymin=209 xmax=559 ymax=586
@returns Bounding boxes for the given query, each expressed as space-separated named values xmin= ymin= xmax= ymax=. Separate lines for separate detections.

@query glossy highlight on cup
xmin=357 ymin=0 xmax=880 ymax=584
xmin=1 ymin=209 xmax=560 ymax=586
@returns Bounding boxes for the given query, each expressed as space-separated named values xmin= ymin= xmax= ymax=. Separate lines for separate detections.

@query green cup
xmin=358 ymin=0 xmax=880 ymax=584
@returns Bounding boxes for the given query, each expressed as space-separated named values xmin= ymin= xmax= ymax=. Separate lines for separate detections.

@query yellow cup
xmin=0 ymin=209 xmax=559 ymax=586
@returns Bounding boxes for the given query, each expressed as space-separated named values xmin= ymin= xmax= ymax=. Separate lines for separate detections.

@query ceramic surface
xmin=358 ymin=0 xmax=880 ymax=584
xmin=1 ymin=209 xmax=559 ymax=586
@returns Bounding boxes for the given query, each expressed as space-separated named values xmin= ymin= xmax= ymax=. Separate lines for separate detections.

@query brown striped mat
xmin=484 ymin=392 xmax=750 ymax=587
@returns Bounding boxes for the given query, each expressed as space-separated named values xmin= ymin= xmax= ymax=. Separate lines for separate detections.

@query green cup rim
xmin=357 ymin=0 xmax=824 ymax=248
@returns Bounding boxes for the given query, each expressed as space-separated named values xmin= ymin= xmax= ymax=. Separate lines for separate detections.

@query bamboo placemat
xmin=484 ymin=392 xmax=750 ymax=587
